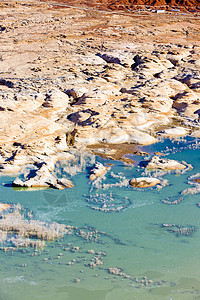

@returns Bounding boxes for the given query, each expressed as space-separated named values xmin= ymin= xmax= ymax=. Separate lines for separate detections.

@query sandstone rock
xmin=78 ymin=54 xmax=106 ymax=65
xmin=100 ymin=127 xmax=130 ymax=144
xmin=89 ymin=162 xmax=108 ymax=180
xmin=121 ymin=78 xmax=186 ymax=113
xmin=75 ymin=125 xmax=158 ymax=146
xmin=193 ymin=177 xmax=200 ymax=183
xmin=129 ymin=177 xmax=161 ymax=188
xmin=1 ymin=1 xmax=200 ymax=170
xmin=42 ymin=89 xmax=69 ymax=110
xmin=190 ymin=130 xmax=200 ymax=138
xmin=0 ymin=164 xmax=21 ymax=174
xmin=0 ymin=204 xmax=11 ymax=212
xmin=54 ymin=134 xmax=69 ymax=152
xmin=157 ymin=127 xmax=189 ymax=138
xmin=12 ymin=165 xmax=74 ymax=190
xmin=57 ymin=152 xmax=75 ymax=161
xmin=166 ymin=50 xmax=190 ymax=66
xmin=128 ymin=130 xmax=158 ymax=145
xmin=66 ymin=87 xmax=88 ymax=100
xmin=174 ymin=73 xmax=200 ymax=87
xmin=98 ymin=53 xmax=121 ymax=64
xmin=67 ymin=110 xmax=99 ymax=126
xmin=143 ymin=156 xmax=186 ymax=170
xmin=172 ymin=90 xmax=200 ymax=117
xmin=131 ymin=54 xmax=169 ymax=75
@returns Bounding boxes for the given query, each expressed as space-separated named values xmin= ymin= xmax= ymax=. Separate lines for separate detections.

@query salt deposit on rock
xmin=0 ymin=204 xmax=68 ymax=250
xmin=66 ymin=87 xmax=88 ymax=100
xmin=156 ymin=127 xmax=189 ymax=138
xmin=42 ymin=89 xmax=69 ymax=110
xmin=12 ymin=165 xmax=74 ymax=190
xmin=0 ymin=0 xmax=200 ymax=174
xmin=129 ymin=177 xmax=161 ymax=188
xmin=0 ymin=164 xmax=21 ymax=174
xmin=129 ymin=130 xmax=158 ymax=145
xmin=0 ymin=204 xmax=11 ymax=213
xmin=89 ymin=162 xmax=109 ymax=181
xmin=144 ymin=156 xmax=186 ymax=171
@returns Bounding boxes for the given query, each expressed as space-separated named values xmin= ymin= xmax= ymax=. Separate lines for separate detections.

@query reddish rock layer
xmin=46 ymin=0 xmax=200 ymax=11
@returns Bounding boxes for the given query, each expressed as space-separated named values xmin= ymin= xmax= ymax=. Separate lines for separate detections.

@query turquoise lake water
xmin=0 ymin=138 xmax=200 ymax=300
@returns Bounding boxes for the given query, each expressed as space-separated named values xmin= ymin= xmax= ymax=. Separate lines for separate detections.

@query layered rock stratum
xmin=0 ymin=0 xmax=200 ymax=181
xmin=47 ymin=0 xmax=200 ymax=11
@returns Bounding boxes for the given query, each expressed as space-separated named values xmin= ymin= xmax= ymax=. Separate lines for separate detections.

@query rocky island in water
xmin=0 ymin=0 xmax=200 ymax=299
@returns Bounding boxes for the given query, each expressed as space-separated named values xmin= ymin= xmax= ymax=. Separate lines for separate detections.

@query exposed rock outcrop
xmin=157 ymin=127 xmax=189 ymax=138
xmin=0 ymin=204 xmax=11 ymax=213
xmin=89 ymin=162 xmax=109 ymax=181
xmin=142 ymin=156 xmax=186 ymax=170
xmin=0 ymin=0 xmax=200 ymax=174
xmin=129 ymin=177 xmax=161 ymax=188
xmin=12 ymin=165 xmax=74 ymax=190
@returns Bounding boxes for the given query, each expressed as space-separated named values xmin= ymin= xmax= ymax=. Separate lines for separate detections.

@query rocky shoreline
xmin=1 ymin=0 xmax=200 ymax=187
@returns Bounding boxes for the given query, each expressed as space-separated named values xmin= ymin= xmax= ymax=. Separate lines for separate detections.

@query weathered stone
xmin=0 ymin=0 xmax=200 ymax=171
xmin=144 ymin=156 xmax=186 ymax=170
xmin=12 ymin=165 xmax=74 ymax=190
xmin=89 ymin=162 xmax=108 ymax=180
xmin=0 ymin=204 xmax=11 ymax=212
xmin=157 ymin=127 xmax=189 ymax=138
xmin=129 ymin=177 xmax=161 ymax=188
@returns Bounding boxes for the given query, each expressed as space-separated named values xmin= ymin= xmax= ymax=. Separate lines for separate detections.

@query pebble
xmin=87 ymin=249 xmax=95 ymax=254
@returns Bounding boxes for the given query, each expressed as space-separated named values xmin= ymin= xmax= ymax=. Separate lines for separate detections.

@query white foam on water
xmin=3 ymin=276 xmax=37 ymax=285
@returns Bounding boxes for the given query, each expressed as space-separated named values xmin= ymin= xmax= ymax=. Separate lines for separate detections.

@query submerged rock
xmin=161 ymin=197 xmax=183 ymax=205
xmin=86 ymin=193 xmax=132 ymax=212
xmin=182 ymin=173 xmax=200 ymax=195
xmin=0 ymin=205 xmax=67 ymax=250
xmin=161 ymin=224 xmax=196 ymax=237
xmin=108 ymin=267 xmax=130 ymax=278
xmin=129 ymin=177 xmax=161 ymax=188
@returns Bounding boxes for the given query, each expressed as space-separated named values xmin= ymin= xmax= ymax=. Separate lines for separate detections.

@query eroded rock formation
xmin=0 ymin=0 xmax=200 ymax=185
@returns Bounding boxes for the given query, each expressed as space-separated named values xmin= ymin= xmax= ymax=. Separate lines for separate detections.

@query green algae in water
xmin=0 ymin=138 xmax=200 ymax=299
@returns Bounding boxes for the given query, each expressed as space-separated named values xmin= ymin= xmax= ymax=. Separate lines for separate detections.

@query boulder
xmin=129 ymin=177 xmax=161 ymax=188
xmin=143 ymin=156 xmax=186 ymax=170
xmin=12 ymin=165 xmax=74 ymax=190
xmin=0 ymin=164 xmax=21 ymax=174
xmin=98 ymin=53 xmax=121 ymax=64
xmin=89 ymin=162 xmax=108 ymax=180
xmin=66 ymin=87 xmax=88 ymax=99
xmin=129 ymin=130 xmax=158 ymax=145
xmin=0 ymin=203 xmax=11 ymax=212
xmin=42 ymin=89 xmax=69 ymax=109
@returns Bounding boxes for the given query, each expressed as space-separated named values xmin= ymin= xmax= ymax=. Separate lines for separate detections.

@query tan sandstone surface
xmin=129 ymin=177 xmax=161 ymax=188
xmin=0 ymin=0 xmax=200 ymax=183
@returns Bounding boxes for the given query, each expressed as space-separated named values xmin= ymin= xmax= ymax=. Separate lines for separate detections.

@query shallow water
xmin=1 ymin=138 xmax=200 ymax=300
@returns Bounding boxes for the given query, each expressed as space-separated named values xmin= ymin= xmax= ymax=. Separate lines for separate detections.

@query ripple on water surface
xmin=0 ymin=138 xmax=200 ymax=299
